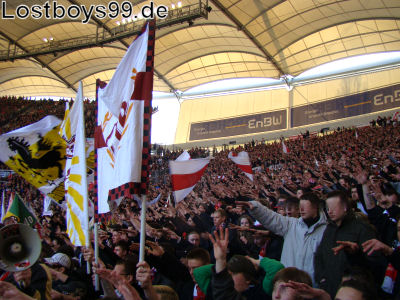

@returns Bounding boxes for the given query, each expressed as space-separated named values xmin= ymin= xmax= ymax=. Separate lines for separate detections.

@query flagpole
xmin=94 ymin=222 xmax=99 ymax=290
xmin=1 ymin=189 xmax=5 ymax=222
xmin=139 ymin=194 xmax=147 ymax=262
xmin=77 ymin=81 xmax=91 ymax=274
xmin=94 ymin=78 xmax=101 ymax=291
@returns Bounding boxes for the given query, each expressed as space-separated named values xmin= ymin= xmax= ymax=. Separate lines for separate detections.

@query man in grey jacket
xmin=237 ymin=193 xmax=327 ymax=285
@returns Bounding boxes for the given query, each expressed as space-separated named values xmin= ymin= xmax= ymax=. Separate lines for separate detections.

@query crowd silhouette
xmin=0 ymin=96 xmax=400 ymax=300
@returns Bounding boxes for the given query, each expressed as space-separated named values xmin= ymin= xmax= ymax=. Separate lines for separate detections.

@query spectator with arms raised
xmin=237 ymin=192 xmax=327 ymax=285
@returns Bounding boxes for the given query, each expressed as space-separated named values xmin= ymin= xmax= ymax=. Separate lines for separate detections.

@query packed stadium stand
xmin=1 ymin=0 xmax=400 ymax=299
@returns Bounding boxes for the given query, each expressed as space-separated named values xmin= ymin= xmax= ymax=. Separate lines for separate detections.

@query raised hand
xmin=362 ymin=238 xmax=394 ymax=256
xmin=355 ymin=170 xmax=368 ymax=185
xmin=245 ymin=256 xmax=260 ymax=269
xmin=282 ymin=281 xmax=331 ymax=300
xmin=92 ymin=263 xmax=113 ymax=283
xmin=209 ymin=228 xmax=229 ymax=273
xmin=235 ymin=201 xmax=254 ymax=210
xmin=146 ymin=241 xmax=165 ymax=257
xmin=332 ymin=241 xmax=359 ymax=256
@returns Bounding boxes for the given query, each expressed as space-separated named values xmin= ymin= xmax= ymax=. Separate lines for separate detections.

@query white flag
xmin=97 ymin=23 xmax=153 ymax=214
xmin=62 ymin=82 xmax=89 ymax=246
xmin=42 ymin=195 xmax=53 ymax=216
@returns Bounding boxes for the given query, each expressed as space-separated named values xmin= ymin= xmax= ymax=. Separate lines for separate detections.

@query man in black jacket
xmin=356 ymin=172 xmax=399 ymax=247
xmin=178 ymin=248 xmax=211 ymax=300
xmin=314 ymin=191 xmax=385 ymax=298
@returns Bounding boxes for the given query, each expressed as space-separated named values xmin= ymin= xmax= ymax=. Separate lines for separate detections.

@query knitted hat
xmin=44 ymin=252 xmax=71 ymax=269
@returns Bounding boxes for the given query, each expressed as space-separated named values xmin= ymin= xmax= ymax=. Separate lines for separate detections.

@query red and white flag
xmin=382 ymin=263 xmax=398 ymax=294
xmin=393 ymin=111 xmax=399 ymax=122
xmin=228 ymin=151 xmax=253 ymax=181
xmin=95 ymin=22 xmax=155 ymax=215
xmin=282 ymin=140 xmax=290 ymax=154
xmin=176 ymin=150 xmax=191 ymax=161
xmin=169 ymin=154 xmax=210 ymax=204
xmin=166 ymin=193 xmax=172 ymax=206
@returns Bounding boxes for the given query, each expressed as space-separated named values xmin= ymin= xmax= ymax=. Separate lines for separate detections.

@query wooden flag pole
xmin=77 ymin=81 xmax=91 ymax=275
xmin=94 ymin=222 xmax=99 ymax=290
xmin=139 ymin=195 xmax=147 ymax=262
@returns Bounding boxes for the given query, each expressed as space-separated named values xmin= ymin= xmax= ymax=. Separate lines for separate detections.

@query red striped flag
xmin=228 ymin=151 xmax=253 ymax=181
xmin=169 ymin=155 xmax=210 ymax=204
xmin=282 ymin=140 xmax=290 ymax=154
xmin=393 ymin=111 xmax=399 ymax=122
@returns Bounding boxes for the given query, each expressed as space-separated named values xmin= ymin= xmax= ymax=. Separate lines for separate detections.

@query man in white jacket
xmin=237 ymin=193 xmax=327 ymax=285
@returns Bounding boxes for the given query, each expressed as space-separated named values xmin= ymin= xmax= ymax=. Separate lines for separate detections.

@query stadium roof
xmin=0 ymin=0 xmax=399 ymax=98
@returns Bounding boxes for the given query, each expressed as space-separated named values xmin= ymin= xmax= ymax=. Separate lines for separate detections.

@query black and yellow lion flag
xmin=0 ymin=116 xmax=66 ymax=202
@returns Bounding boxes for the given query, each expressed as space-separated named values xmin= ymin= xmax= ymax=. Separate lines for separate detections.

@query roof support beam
xmin=0 ymin=31 xmax=77 ymax=92
xmin=66 ymin=0 xmax=179 ymax=92
xmin=210 ymin=0 xmax=285 ymax=76
xmin=243 ymin=0 xmax=286 ymax=27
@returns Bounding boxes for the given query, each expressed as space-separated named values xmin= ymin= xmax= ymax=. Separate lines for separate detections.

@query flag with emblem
xmin=95 ymin=21 xmax=155 ymax=217
xmin=2 ymin=193 xmax=39 ymax=228
xmin=61 ymin=82 xmax=89 ymax=246
xmin=0 ymin=116 xmax=66 ymax=202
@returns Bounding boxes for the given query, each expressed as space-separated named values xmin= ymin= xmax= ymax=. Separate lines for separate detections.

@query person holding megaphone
xmin=0 ymin=222 xmax=52 ymax=300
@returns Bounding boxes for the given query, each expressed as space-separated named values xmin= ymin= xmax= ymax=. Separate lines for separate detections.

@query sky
xmin=151 ymin=95 xmax=181 ymax=146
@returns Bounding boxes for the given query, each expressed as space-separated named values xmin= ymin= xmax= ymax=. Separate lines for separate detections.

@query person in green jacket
xmin=194 ymin=254 xmax=284 ymax=297
xmin=193 ymin=227 xmax=284 ymax=298
xmin=207 ymin=228 xmax=331 ymax=300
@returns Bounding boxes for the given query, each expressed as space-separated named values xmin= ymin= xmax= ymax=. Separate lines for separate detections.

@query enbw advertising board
xmin=189 ymin=110 xmax=287 ymax=141
xmin=291 ymin=83 xmax=400 ymax=127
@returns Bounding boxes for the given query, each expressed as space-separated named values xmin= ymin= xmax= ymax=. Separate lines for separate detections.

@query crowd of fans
xmin=0 ymin=96 xmax=96 ymax=137
xmin=0 ymin=96 xmax=400 ymax=300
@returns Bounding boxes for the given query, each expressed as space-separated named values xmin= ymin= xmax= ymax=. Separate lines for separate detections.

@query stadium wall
xmin=173 ymin=67 xmax=400 ymax=148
